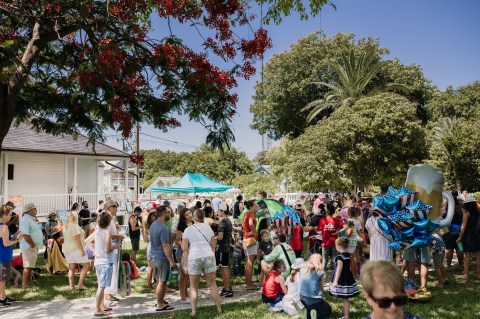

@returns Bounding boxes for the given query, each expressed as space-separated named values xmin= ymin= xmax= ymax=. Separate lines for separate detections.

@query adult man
xmin=211 ymin=194 xmax=222 ymax=213
xmin=4 ymin=202 xmax=19 ymax=243
xmin=242 ymin=199 xmax=258 ymax=290
xmin=102 ymin=200 xmax=125 ymax=304
xmin=150 ymin=205 xmax=176 ymax=312
xmin=261 ymin=233 xmax=296 ymax=278
xmin=129 ymin=207 xmax=142 ymax=263
xmin=44 ymin=212 xmax=59 ymax=259
xmin=215 ymin=203 xmax=233 ymax=297
xmin=318 ymin=204 xmax=345 ymax=269
xmin=19 ymin=203 xmax=44 ymax=288
xmin=78 ymin=201 xmax=92 ymax=237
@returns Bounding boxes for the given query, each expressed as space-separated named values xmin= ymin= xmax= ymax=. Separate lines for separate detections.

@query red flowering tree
xmin=0 ymin=0 xmax=330 ymax=160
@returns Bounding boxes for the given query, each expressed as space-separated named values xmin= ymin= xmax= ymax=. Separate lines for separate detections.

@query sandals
xmin=156 ymin=305 xmax=174 ymax=312
xmin=76 ymin=286 xmax=88 ymax=291
xmin=94 ymin=312 xmax=108 ymax=317
xmin=106 ymin=295 xmax=120 ymax=301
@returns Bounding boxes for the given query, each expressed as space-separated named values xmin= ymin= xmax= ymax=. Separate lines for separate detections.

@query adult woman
xmin=365 ymin=211 xmax=393 ymax=261
xmin=299 ymin=254 xmax=332 ymax=319
xmin=174 ymin=207 xmax=193 ymax=303
xmin=63 ymin=210 xmax=90 ymax=290
xmin=360 ymin=260 xmax=421 ymax=319
xmin=443 ymin=191 xmax=464 ymax=269
xmin=144 ymin=211 xmax=157 ymax=289
xmin=0 ymin=205 xmax=23 ymax=307
xmin=457 ymin=195 xmax=480 ymax=279
xmin=273 ymin=258 xmax=306 ymax=315
xmin=262 ymin=259 xmax=287 ymax=306
xmin=181 ymin=209 xmax=222 ymax=317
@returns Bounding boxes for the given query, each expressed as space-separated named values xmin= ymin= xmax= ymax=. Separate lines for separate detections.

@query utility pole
xmin=134 ymin=122 xmax=140 ymax=202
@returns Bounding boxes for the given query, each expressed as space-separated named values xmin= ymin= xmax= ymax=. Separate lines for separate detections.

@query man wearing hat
xmin=44 ymin=211 xmax=59 ymax=260
xmin=19 ymin=203 xmax=44 ymax=288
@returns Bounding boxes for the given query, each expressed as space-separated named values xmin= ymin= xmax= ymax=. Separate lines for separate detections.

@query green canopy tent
xmin=150 ymin=173 xmax=234 ymax=193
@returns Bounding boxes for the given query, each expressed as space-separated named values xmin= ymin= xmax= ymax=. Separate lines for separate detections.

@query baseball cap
xmin=163 ymin=200 xmax=171 ymax=206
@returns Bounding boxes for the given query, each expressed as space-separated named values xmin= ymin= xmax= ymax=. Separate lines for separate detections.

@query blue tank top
xmin=0 ymin=222 xmax=14 ymax=263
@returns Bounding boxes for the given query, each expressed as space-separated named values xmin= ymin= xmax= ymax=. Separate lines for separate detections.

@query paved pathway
xmin=0 ymin=284 xmax=261 ymax=319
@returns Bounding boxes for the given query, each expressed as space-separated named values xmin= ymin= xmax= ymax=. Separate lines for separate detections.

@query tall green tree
xmin=250 ymin=32 xmax=436 ymax=140
xmin=302 ymin=48 xmax=408 ymax=122
xmin=268 ymin=93 xmax=427 ymax=191
xmin=142 ymin=145 xmax=254 ymax=188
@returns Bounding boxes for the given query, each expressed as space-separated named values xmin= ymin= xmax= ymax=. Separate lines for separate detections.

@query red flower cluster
xmin=129 ymin=153 xmax=145 ymax=166
xmin=44 ymin=1 xmax=62 ymax=14
xmin=97 ymin=42 xmax=127 ymax=77
xmin=152 ymin=43 xmax=184 ymax=68
xmin=156 ymin=0 xmax=202 ymax=22
xmin=241 ymin=28 xmax=272 ymax=60
xmin=110 ymin=97 xmax=133 ymax=139
xmin=108 ymin=0 xmax=148 ymax=21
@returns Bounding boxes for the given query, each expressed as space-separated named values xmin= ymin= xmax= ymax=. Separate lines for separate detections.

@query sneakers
xmin=220 ymin=289 xmax=233 ymax=297
xmin=180 ymin=298 xmax=191 ymax=304
xmin=5 ymin=296 xmax=14 ymax=303
xmin=0 ymin=299 xmax=12 ymax=308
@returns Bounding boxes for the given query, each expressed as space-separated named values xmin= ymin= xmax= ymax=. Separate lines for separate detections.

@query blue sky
xmin=105 ymin=0 xmax=480 ymax=158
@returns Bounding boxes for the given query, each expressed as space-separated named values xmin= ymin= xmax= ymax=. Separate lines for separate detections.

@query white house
xmin=103 ymin=160 xmax=144 ymax=194
xmin=0 ymin=124 xmax=131 ymax=216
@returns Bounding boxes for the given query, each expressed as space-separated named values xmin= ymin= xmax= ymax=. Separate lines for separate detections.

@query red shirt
xmin=242 ymin=211 xmax=257 ymax=239
xmin=289 ymin=224 xmax=303 ymax=251
xmin=318 ymin=216 xmax=344 ymax=248
xmin=262 ymin=270 xmax=281 ymax=298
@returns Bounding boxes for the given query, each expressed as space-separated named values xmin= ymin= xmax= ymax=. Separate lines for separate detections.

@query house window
xmin=8 ymin=164 xmax=14 ymax=180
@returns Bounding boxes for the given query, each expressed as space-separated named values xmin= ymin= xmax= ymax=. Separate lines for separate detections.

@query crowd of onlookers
xmin=0 ymin=187 xmax=479 ymax=318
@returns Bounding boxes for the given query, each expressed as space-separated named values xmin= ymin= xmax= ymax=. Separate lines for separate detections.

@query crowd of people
xmin=0 ymin=187 xmax=479 ymax=318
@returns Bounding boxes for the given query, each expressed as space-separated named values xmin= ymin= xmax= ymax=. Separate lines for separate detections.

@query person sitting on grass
xmin=262 ymin=259 xmax=288 ymax=307
xmin=360 ymin=260 xmax=421 ymax=319
xmin=261 ymin=232 xmax=296 ymax=279
xmin=93 ymin=212 xmax=119 ymax=317
xmin=299 ymin=253 xmax=332 ymax=319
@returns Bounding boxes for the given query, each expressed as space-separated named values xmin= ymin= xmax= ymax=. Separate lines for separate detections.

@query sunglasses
xmin=370 ymin=294 xmax=408 ymax=308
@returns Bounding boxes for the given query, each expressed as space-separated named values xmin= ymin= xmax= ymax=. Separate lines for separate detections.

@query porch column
xmin=123 ymin=159 xmax=129 ymax=200
xmin=73 ymin=157 xmax=78 ymax=202
xmin=2 ymin=153 xmax=8 ymax=204
xmin=64 ymin=157 xmax=69 ymax=193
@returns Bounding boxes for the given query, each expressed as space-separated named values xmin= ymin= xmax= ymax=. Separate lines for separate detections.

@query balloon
xmin=388 ymin=186 xmax=416 ymax=208
xmin=389 ymin=210 xmax=414 ymax=228
xmin=406 ymin=200 xmax=432 ymax=220
xmin=410 ymin=235 xmax=434 ymax=248
xmin=395 ymin=226 xmax=415 ymax=242
xmin=413 ymin=219 xmax=440 ymax=232
xmin=390 ymin=241 xmax=412 ymax=251
xmin=373 ymin=196 xmax=399 ymax=214
xmin=430 ymin=233 xmax=445 ymax=252
xmin=377 ymin=218 xmax=396 ymax=237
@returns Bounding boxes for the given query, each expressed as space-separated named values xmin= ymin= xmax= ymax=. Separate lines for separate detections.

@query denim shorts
xmin=96 ymin=263 xmax=113 ymax=288
xmin=403 ymin=246 xmax=431 ymax=264
xmin=152 ymin=260 xmax=170 ymax=283
xmin=188 ymin=256 xmax=217 ymax=275
xmin=432 ymin=250 xmax=445 ymax=267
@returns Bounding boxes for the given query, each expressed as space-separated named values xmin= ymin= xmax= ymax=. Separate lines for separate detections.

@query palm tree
xmin=302 ymin=48 xmax=408 ymax=122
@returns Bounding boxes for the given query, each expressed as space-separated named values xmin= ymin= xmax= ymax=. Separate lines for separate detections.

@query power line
xmin=139 ymin=133 xmax=199 ymax=149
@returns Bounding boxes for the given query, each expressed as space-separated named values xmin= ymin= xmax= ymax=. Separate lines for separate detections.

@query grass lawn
xmin=7 ymin=244 xmax=480 ymax=319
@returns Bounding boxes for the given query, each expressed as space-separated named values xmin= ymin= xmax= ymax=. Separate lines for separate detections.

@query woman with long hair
xmin=144 ymin=210 xmax=157 ymax=289
xmin=63 ymin=210 xmax=90 ymax=290
xmin=182 ymin=209 xmax=222 ymax=317
xmin=457 ymin=195 xmax=480 ymax=279
xmin=174 ymin=207 xmax=194 ymax=303
xmin=299 ymin=253 xmax=332 ymax=319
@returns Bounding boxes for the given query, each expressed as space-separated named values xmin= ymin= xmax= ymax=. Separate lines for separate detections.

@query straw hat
xmin=51 ymin=225 xmax=63 ymax=236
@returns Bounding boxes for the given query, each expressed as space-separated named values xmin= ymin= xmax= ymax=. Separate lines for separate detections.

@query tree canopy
xmin=142 ymin=144 xmax=254 ymax=188
xmin=250 ymin=32 xmax=436 ymax=140
xmin=267 ymin=93 xmax=427 ymax=191
xmin=0 ymin=0 xmax=332 ymax=159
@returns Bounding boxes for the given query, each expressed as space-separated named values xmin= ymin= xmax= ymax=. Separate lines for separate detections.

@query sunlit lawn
xmin=7 ymin=244 xmax=480 ymax=319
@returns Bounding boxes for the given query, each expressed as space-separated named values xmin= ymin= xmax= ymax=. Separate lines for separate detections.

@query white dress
xmin=273 ymin=274 xmax=302 ymax=315
xmin=365 ymin=216 xmax=393 ymax=261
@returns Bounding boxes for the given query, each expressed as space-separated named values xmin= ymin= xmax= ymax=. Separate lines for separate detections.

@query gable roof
xmin=3 ymin=124 xmax=128 ymax=158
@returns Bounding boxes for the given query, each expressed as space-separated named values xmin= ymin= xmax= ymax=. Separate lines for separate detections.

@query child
xmin=329 ymin=237 xmax=359 ymax=319
xmin=231 ymin=230 xmax=244 ymax=277
xmin=270 ymin=224 xmax=279 ymax=242
xmin=94 ymin=212 xmax=119 ymax=317
xmin=0 ymin=205 xmax=23 ymax=307
xmin=257 ymin=229 xmax=273 ymax=283
xmin=432 ymin=234 xmax=447 ymax=287
xmin=261 ymin=259 xmax=287 ymax=307
xmin=345 ymin=219 xmax=358 ymax=276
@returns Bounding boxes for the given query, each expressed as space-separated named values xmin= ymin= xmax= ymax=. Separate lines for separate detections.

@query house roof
xmin=106 ymin=160 xmax=136 ymax=171
xmin=3 ymin=124 xmax=129 ymax=158
xmin=254 ymin=165 xmax=272 ymax=175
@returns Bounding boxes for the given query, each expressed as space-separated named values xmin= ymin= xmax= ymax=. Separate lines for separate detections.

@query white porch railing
xmin=21 ymin=192 xmax=128 ymax=216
